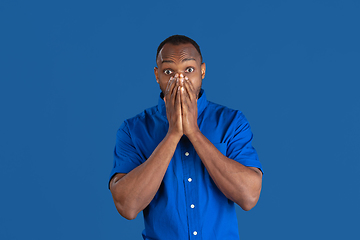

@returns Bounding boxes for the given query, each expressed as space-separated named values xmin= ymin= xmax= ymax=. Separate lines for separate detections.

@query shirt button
xmin=190 ymin=204 xmax=195 ymax=208
xmin=188 ymin=178 xmax=192 ymax=182
xmin=193 ymin=231 xmax=198 ymax=236
xmin=185 ymin=152 xmax=189 ymax=156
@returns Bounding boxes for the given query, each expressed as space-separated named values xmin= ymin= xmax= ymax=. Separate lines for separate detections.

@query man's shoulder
xmin=123 ymin=105 xmax=161 ymax=126
xmin=206 ymin=101 xmax=245 ymax=119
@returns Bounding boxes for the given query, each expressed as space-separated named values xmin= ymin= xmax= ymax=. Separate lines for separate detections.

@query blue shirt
xmin=109 ymin=89 xmax=262 ymax=240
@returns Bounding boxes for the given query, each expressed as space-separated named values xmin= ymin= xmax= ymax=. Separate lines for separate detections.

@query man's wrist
xmin=186 ymin=128 xmax=202 ymax=143
xmin=165 ymin=130 xmax=183 ymax=143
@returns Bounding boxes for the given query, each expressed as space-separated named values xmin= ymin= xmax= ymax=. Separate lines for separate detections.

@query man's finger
xmin=165 ymin=77 xmax=177 ymax=94
xmin=165 ymin=77 xmax=176 ymax=102
xmin=180 ymin=86 xmax=190 ymax=112
xmin=175 ymin=86 xmax=181 ymax=113
xmin=165 ymin=77 xmax=173 ymax=94
xmin=183 ymin=78 xmax=195 ymax=102
xmin=185 ymin=77 xmax=196 ymax=93
xmin=170 ymin=80 xmax=179 ymax=105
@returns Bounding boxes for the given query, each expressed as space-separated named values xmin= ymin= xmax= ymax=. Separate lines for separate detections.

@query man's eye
xmin=164 ymin=69 xmax=173 ymax=75
xmin=185 ymin=67 xmax=194 ymax=73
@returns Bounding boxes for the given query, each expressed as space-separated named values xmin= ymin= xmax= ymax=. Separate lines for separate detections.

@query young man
xmin=109 ymin=35 xmax=263 ymax=239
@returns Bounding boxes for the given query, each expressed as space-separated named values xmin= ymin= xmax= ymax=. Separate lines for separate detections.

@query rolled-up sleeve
xmin=108 ymin=121 xmax=143 ymax=188
xmin=226 ymin=112 xmax=263 ymax=173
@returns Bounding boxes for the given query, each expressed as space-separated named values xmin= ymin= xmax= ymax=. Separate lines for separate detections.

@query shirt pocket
xmin=213 ymin=143 xmax=227 ymax=157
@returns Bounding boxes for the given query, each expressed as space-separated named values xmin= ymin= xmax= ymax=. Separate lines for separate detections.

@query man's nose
xmin=175 ymin=71 xmax=186 ymax=77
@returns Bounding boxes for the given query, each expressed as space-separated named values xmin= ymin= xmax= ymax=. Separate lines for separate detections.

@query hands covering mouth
xmin=164 ymin=73 xmax=200 ymax=139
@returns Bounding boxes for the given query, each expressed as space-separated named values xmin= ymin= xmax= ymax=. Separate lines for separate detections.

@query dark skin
xmin=109 ymin=43 xmax=263 ymax=220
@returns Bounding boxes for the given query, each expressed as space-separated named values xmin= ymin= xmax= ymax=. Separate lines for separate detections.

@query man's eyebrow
xmin=161 ymin=60 xmax=174 ymax=63
xmin=182 ymin=58 xmax=196 ymax=62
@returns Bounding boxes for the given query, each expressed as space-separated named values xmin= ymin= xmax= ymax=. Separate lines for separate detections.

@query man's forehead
xmin=158 ymin=43 xmax=200 ymax=63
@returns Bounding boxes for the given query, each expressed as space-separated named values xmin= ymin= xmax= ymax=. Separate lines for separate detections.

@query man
xmin=109 ymin=35 xmax=263 ymax=239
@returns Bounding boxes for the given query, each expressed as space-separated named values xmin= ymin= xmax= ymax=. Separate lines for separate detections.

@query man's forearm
xmin=110 ymin=133 xmax=180 ymax=220
xmin=187 ymin=130 xmax=262 ymax=211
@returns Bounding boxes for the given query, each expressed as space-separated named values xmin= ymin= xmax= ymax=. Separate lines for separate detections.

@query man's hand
xmin=179 ymin=74 xmax=200 ymax=137
xmin=164 ymin=74 xmax=183 ymax=138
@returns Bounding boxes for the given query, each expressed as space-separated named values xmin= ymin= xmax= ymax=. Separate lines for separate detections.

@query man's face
xmin=154 ymin=43 xmax=206 ymax=98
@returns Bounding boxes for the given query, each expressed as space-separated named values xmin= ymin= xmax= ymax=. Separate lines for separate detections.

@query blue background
xmin=1 ymin=0 xmax=359 ymax=239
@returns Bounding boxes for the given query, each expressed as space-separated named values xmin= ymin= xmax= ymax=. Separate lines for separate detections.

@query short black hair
xmin=156 ymin=35 xmax=202 ymax=63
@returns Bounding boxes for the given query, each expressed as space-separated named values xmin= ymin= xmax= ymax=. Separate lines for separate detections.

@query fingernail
xmin=185 ymin=76 xmax=188 ymax=80
xmin=180 ymin=73 xmax=184 ymax=78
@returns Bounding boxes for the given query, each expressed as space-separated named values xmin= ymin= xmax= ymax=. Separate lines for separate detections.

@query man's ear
xmin=201 ymin=63 xmax=206 ymax=79
xmin=154 ymin=67 xmax=159 ymax=83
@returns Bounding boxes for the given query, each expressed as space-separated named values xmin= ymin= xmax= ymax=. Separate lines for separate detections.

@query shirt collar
xmin=158 ymin=89 xmax=208 ymax=120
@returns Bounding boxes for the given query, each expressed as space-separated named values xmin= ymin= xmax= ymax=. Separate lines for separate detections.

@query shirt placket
xmin=181 ymin=137 xmax=200 ymax=239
